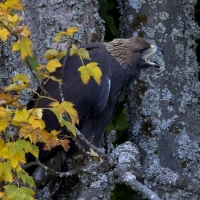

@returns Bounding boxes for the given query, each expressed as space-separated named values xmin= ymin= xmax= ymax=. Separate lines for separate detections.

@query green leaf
xmin=16 ymin=169 xmax=35 ymax=187
xmin=25 ymin=55 xmax=39 ymax=72
xmin=0 ymin=161 xmax=13 ymax=182
xmin=4 ymin=185 xmax=35 ymax=200
xmin=62 ymin=119 xmax=76 ymax=137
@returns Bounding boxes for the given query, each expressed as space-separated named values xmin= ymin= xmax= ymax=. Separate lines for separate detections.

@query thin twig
xmin=22 ymin=158 xmax=97 ymax=178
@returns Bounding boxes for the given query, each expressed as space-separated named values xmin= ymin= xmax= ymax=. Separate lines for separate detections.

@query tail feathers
xmin=31 ymin=150 xmax=67 ymax=194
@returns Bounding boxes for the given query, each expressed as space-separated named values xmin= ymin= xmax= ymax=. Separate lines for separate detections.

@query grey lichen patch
xmin=129 ymin=0 xmax=146 ymax=12
xmin=176 ymin=131 xmax=200 ymax=176
xmin=162 ymin=189 xmax=196 ymax=200
xmin=141 ymin=88 xmax=161 ymax=117
xmin=160 ymin=115 xmax=179 ymax=131
xmin=175 ymin=44 xmax=185 ymax=59
xmin=90 ymin=174 xmax=108 ymax=189
xmin=161 ymin=88 xmax=173 ymax=101
xmin=178 ymin=85 xmax=193 ymax=113
xmin=158 ymin=12 xmax=169 ymax=21
xmin=146 ymin=163 xmax=179 ymax=186
xmin=171 ymin=28 xmax=184 ymax=42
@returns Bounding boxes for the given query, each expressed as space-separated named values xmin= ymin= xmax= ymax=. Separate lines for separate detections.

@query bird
xmin=26 ymin=37 xmax=163 ymax=193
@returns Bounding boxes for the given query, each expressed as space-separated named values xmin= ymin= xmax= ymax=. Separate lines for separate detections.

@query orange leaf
xmin=60 ymin=139 xmax=70 ymax=152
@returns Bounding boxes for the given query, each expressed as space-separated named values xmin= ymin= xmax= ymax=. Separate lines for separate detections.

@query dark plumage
xmin=27 ymin=38 xmax=163 ymax=192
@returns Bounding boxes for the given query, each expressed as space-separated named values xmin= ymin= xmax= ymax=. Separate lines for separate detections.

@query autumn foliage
xmin=0 ymin=0 xmax=102 ymax=199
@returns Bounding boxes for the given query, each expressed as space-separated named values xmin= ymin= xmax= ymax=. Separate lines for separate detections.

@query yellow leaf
xmin=49 ymin=101 xmax=79 ymax=124
xmin=78 ymin=65 xmax=90 ymax=84
xmin=49 ymin=75 xmax=62 ymax=83
xmin=4 ymin=83 xmax=27 ymax=92
xmin=7 ymin=14 xmax=18 ymax=22
xmin=43 ymin=49 xmax=59 ymax=60
xmin=0 ymin=119 xmax=9 ymax=131
xmin=28 ymin=108 xmax=43 ymax=119
xmin=12 ymin=37 xmax=33 ymax=60
xmin=43 ymin=49 xmax=66 ymax=60
xmin=78 ymin=62 xmax=102 ymax=85
xmin=0 ymin=106 xmax=12 ymax=119
xmin=45 ymin=59 xmax=62 ymax=72
xmin=56 ymin=51 xmax=67 ymax=59
xmin=61 ymin=101 xmax=79 ymax=124
xmin=0 ymin=138 xmax=5 ymax=149
xmin=0 ymin=28 xmax=10 ymax=42
xmin=0 ymin=107 xmax=11 ymax=131
xmin=60 ymin=27 xmax=78 ymax=36
xmin=53 ymin=33 xmax=62 ymax=43
xmin=0 ymin=192 xmax=4 ymax=198
xmin=13 ymin=109 xmax=29 ymax=124
xmin=28 ymin=115 xmax=45 ymax=129
xmin=53 ymin=27 xmax=78 ymax=43
xmin=66 ymin=27 xmax=78 ymax=36
xmin=0 ymin=3 xmax=8 ymax=16
xmin=0 ymin=146 xmax=9 ymax=159
xmin=13 ymin=73 xmax=30 ymax=83
xmin=4 ymin=0 xmax=24 ymax=11
xmin=10 ymin=151 xmax=26 ymax=168
xmin=4 ymin=74 xmax=30 ymax=92
xmin=70 ymin=44 xmax=91 ymax=60
xmin=51 ymin=129 xmax=61 ymax=136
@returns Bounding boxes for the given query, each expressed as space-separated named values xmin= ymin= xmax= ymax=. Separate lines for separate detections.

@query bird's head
xmin=104 ymin=38 xmax=163 ymax=78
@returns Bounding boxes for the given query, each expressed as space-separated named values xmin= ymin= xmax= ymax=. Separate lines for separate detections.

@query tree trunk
xmin=119 ymin=0 xmax=200 ymax=199
xmin=22 ymin=0 xmax=104 ymax=63
xmin=1 ymin=0 xmax=104 ymax=199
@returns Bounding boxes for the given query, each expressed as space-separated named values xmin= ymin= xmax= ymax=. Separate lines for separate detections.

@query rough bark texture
xmin=118 ymin=0 xmax=200 ymax=199
xmin=22 ymin=0 xmax=104 ymax=63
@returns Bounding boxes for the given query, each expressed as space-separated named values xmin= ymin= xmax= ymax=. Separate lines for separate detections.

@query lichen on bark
xmin=119 ymin=0 xmax=200 ymax=199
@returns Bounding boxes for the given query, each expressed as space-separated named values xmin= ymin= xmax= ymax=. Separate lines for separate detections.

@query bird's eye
xmin=138 ymin=49 xmax=144 ymax=54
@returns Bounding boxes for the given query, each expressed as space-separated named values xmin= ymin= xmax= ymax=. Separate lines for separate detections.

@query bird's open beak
xmin=145 ymin=45 xmax=164 ymax=68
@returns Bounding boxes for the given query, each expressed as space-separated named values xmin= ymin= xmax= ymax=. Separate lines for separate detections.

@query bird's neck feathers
xmin=104 ymin=39 xmax=133 ymax=69
xmin=104 ymin=39 xmax=142 ymax=80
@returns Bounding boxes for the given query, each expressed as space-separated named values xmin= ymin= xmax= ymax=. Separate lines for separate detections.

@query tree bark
xmin=22 ymin=0 xmax=104 ymax=63
xmin=119 ymin=0 xmax=200 ymax=199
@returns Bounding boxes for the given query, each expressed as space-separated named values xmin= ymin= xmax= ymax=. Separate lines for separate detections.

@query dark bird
xmin=26 ymin=38 xmax=163 ymax=193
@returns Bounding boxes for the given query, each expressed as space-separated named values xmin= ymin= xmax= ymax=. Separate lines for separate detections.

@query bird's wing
xmin=27 ymin=43 xmax=111 ymax=161
xmin=43 ymin=42 xmax=111 ymax=123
